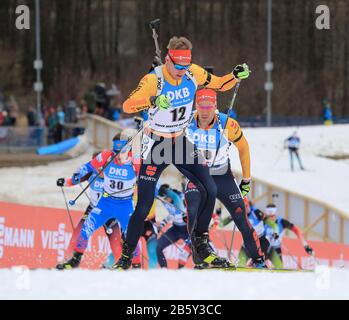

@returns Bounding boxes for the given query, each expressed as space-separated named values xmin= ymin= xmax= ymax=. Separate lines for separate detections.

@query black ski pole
xmin=228 ymin=224 xmax=237 ymax=261
xmin=61 ymin=187 xmax=75 ymax=230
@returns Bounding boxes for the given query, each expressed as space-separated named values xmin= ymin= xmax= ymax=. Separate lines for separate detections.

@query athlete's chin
xmin=174 ymin=73 xmax=185 ymax=80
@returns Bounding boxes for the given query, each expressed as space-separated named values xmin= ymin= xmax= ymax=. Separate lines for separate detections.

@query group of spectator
xmin=0 ymin=90 xmax=19 ymax=127
xmin=25 ymin=82 xmax=125 ymax=144
xmin=85 ymin=83 xmax=125 ymax=121
xmin=40 ymin=100 xmax=89 ymax=144
xmin=1 ymin=81 xmax=126 ymax=125
xmin=0 ymin=83 xmax=128 ymax=148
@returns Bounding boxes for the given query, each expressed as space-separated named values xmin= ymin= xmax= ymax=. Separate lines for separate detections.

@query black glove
xmin=134 ymin=117 xmax=143 ymax=128
xmin=158 ymin=184 xmax=170 ymax=197
xmin=272 ymin=233 xmax=279 ymax=240
xmin=232 ymin=63 xmax=250 ymax=80
xmin=215 ymin=208 xmax=222 ymax=216
xmin=304 ymin=245 xmax=313 ymax=255
xmin=183 ymin=214 xmax=188 ymax=224
xmin=57 ymin=178 xmax=65 ymax=187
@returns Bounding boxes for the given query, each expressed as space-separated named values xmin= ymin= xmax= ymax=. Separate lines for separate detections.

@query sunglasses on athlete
xmin=168 ymin=55 xmax=191 ymax=71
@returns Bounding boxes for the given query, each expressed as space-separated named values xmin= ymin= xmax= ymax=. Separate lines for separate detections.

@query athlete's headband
xmin=265 ymin=207 xmax=277 ymax=216
xmin=168 ymin=49 xmax=192 ymax=64
xmin=195 ymin=89 xmax=217 ymax=109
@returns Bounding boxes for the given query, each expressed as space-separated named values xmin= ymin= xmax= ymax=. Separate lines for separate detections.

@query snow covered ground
xmin=1 ymin=124 xmax=349 ymax=300
xmin=0 ymin=147 xmax=95 ymax=212
xmin=2 ymin=267 xmax=349 ymax=300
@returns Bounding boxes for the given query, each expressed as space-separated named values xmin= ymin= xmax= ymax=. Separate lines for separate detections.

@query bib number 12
xmin=171 ymin=107 xmax=186 ymax=122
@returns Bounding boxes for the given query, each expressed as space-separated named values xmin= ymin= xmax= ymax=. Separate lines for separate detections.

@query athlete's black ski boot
xmin=251 ymin=257 xmax=268 ymax=269
xmin=112 ymin=242 xmax=135 ymax=270
xmin=192 ymin=232 xmax=234 ymax=269
xmin=56 ymin=252 xmax=83 ymax=270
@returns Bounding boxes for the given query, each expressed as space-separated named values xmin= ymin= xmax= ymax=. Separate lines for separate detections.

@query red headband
xmin=196 ymin=89 xmax=217 ymax=108
xmin=168 ymin=49 xmax=192 ymax=64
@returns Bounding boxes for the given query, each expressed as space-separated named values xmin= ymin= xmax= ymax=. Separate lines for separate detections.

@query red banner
xmin=1 ymin=202 xmax=349 ymax=270
xmin=0 ymin=202 xmax=109 ymax=269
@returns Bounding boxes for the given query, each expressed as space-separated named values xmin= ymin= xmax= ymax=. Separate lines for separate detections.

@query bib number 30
xmin=110 ymin=181 xmax=124 ymax=190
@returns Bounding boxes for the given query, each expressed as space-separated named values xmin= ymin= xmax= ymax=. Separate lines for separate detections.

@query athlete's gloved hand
xmin=151 ymin=94 xmax=172 ymax=111
xmin=233 ymin=63 xmax=251 ymax=80
xmin=134 ymin=116 xmax=143 ymax=128
xmin=71 ymin=173 xmax=81 ymax=185
xmin=183 ymin=214 xmax=188 ymax=224
xmin=272 ymin=233 xmax=279 ymax=240
xmin=304 ymin=245 xmax=313 ymax=255
xmin=215 ymin=208 xmax=222 ymax=216
xmin=239 ymin=179 xmax=251 ymax=197
xmin=56 ymin=178 xmax=65 ymax=187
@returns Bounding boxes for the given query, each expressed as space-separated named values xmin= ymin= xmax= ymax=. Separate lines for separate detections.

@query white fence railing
xmin=86 ymin=114 xmax=122 ymax=150
xmin=243 ymin=175 xmax=349 ymax=244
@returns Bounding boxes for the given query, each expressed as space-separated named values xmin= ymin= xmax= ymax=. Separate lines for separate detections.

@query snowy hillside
xmin=2 ymin=267 xmax=349 ymax=300
xmin=230 ymin=124 xmax=349 ymax=217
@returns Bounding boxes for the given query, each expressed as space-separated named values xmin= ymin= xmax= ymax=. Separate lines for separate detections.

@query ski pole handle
xmin=149 ymin=18 xmax=160 ymax=31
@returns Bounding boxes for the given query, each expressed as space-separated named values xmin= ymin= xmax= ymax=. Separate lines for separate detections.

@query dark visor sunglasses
xmin=169 ymin=55 xmax=191 ymax=71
